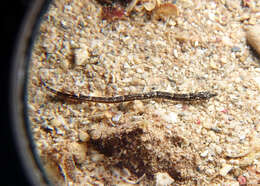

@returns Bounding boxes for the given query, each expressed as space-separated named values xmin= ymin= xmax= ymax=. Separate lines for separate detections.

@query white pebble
xmin=181 ymin=0 xmax=193 ymax=8
xmin=91 ymin=153 xmax=105 ymax=162
xmin=74 ymin=45 xmax=89 ymax=66
xmin=173 ymin=49 xmax=178 ymax=58
xmin=205 ymin=168 xmax=215 ymax=176
xmin=222 ymin=36 xmax=233 ymax=46
xmin=229 ymin=159 xmax=239 ymax=165
xmin=112 ymin=114 xmax=122 ymax=123
xmin=200 ymin=150 xmax=208 ymax=158
xmin=136 ymin=68 xmax=143 ymax=73
xmin=255 ymin=68 xmax=260 ymax=73
xmin=208 ymin=12 xmax=215 ymax=21
xmin=239 ymin=134 xmax=246 ymax=141
xmin=55 ymin=128 xmax=64 ymax=135
xmin=51 ymin=116 xmax=66 ymax=127
xmin=256 ymin=124 xmax=260 ymax=132
xmin=155 ymin=172 xmax=174 ymax=186
xmin=175 ymin=104 xmax=182 ymax=109
xmin=162 ymin=112 xmax=178 ymax=123
xmin=227 ymin=182 xmax=239 ymax=186
xmin=253 ymin=76 xmax=260 ymax=91
xmin=219 ymin=164 xmax=233 ymax=176
xmin=215 ymin=146 xmax=222 ymax=155
xmin=256 ymin=105 xmax=260 ymax=112
xmin=216 ymin=106 xmax=225 ymax=112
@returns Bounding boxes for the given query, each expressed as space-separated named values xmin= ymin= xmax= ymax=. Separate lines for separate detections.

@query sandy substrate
xmin=27 ymin=0 xmax=260 ymax=185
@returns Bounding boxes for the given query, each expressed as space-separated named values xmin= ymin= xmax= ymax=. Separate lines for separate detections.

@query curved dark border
xmin=10 ymin=0 xmax=52 ymax=185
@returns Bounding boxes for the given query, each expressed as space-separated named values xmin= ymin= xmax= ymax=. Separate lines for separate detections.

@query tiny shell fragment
xmin=152 ymin=3 xmax=179 ymax=20
xmin=155 ymin=172 xmax=175 ymax=186
xmin=180 ymin=0 xmax=194 ymax=8
xmin=132 ymin=100 xmax=144 ymax=113
xmin=74 ymin=45 xmax=89 ymax=66
xmin=219 ymin=164 xmax=233 ymax=176
xmin=174 ymin=33 xmax=190 ymax=43
xmin=253 ymin=76 xmax=260 ymax=91
xmin=143 ymin=0 xmax=156 ymax=11
xmin=126 ymin=0 xmax=138 ymax=13
xmin=246 ymin=24 xmax=260 ymax=56
xmin=200 ymin=150 xmax=208 ymax=158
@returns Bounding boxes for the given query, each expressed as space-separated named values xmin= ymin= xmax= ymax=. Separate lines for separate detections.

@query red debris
xmin=237 ymin=175 xmax=247 ymax=185
xmin=221 ymin=109 xmax=228 ymax=114
xmin=196 ymin=119 xmax=201 ymax=125
xmin=101 ymin=6 xmax=126 ymax=21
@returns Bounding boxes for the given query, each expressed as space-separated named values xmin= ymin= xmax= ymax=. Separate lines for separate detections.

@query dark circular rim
xmin=10 ymin=0 xmax=52 ymax=185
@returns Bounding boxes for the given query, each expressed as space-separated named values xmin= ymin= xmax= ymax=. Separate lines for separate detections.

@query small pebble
xmin=215 ymin=146 xmax=222 ymax=154
xmin=173 ymin=49 xmax=178 ymax=58
xmin=60 ymin=59 xmax=70 ymax=69
xmin=239 ymin=134 xmax=246 ymax=141
xmin=41 ymin=124 xmax=53 ymax=132
xmin=156 ymin=110 xmax=178 ymax=123
xmin=175 ymin=104 xmax=182 ymax=109
xmin=74 ymin=45 xmax=90 ymax=66
xmin=231 ymin=46 xmax=241 ymax=53
xmin=133 ymin=100 xmax=144 ymax=114
xmin=205 ymin=168 xmax=215 ymax=176
xmin=219 ymin=164 xmax=233 ymax=176
xmin=143 ymin=0 xmax=156 ymax=11
xmin=67 ymin=142 xmax=87 ymax=164
xmin=152 ymin=3 xmax=179 ymax=21
xmin=200 ymin=150 xmax=208 ymax=158
xmin=256 ymin=123 xmax=260 ymax=132
xmin=222 ymin=36 xmax=233 ymax=46
xmin=161 ymin=111 xmax=178 ymax=123
xmin=222 ymin=181 xmax=239 ymax=186
xmin=253 ymin=76 xmax=260 ymax=91
xmin=256 ymin=104 xmax=260 ymax=111
xmin=181 ymin=0 xmax=194 ymax=8
xmin=91 ymin=153 xmax=105 ymax=162
xmin=229 ymin=159 xmax=239 ymax=165
xmin=50 ymin=116 xmax=66 ymax=127
xmin=155 ymin=172 xmax=174 ymax=186
xmin=78 ymin=131 xmax=90 ymax=142
xmin=112 ymin=113 xmax=122 ymax=123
